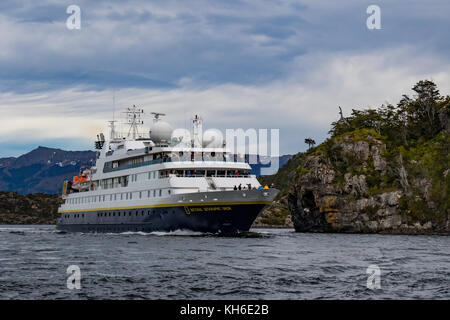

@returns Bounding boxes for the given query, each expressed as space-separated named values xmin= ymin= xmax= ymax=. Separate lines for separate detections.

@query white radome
xmin=150 ymin=121 xmax=173 ymax=143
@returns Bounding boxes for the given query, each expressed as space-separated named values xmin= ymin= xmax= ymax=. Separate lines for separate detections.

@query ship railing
xmin=165 ymin=173 xmax=252 ymax=178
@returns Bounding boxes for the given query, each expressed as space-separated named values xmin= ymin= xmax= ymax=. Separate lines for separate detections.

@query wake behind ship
xmin=57 ymin=106 xmax=279 ymax=234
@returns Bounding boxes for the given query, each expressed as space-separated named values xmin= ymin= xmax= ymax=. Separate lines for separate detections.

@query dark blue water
xmin=0 ymin=225 xmax=448 ymax=299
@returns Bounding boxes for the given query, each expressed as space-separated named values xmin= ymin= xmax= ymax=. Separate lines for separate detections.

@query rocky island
xmin=261 ymin=80 xmax=449 ymax=234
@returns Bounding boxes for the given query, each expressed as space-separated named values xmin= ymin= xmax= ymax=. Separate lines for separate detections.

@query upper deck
xmin=61 ymin=107 xmax=264 ymax=204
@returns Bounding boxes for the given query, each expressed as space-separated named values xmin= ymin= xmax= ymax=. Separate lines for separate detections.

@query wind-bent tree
xmin=305 ymin=138 xmax=316 ymax=150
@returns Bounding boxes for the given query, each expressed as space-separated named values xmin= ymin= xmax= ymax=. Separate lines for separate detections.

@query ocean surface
xmin=0 ymin=225 xmax=448 ymax=300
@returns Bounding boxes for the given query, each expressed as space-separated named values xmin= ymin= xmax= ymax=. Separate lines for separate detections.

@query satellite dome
xmin=203 ymin=129 xmax=224 ymax=148
xmin=150 ymin=121 xmax=173 ymax=143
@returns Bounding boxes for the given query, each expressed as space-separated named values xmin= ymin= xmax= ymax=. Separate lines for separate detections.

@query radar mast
xmin=123 ymin=105 xmax=144 ymax=139
xmin=151 ymin=112 xmax=166 ymax=123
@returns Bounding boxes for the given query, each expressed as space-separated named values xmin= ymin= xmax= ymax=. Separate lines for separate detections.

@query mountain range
xmin=0 ymin=147 xmax=96 ymax=194
xmin=0 ymin=146 xmax=292 ymax=194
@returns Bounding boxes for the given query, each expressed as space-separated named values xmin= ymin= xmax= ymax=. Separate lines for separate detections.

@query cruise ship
xmin=56 ymin=106 xmax=279 ymax=234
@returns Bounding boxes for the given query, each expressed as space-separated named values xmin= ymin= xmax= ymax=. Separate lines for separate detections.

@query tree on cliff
xmin=304 ymin=138 xmax=316 ymax=150
xmin=329 ymin=80 xmax=449 ymax=146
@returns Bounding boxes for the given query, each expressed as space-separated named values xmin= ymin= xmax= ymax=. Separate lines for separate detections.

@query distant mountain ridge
xmin=0 ymin=146 xmax=292 ymax=195
xmin=0 ymin=146 xmax=96 ymax=194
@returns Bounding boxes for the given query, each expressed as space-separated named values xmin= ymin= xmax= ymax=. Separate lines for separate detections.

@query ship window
xmin=153 ymin=190 xmax=156 ymax=197
xmin=206 ymin=170 xmax=216 ymax=177
xmin=159 ymin=189 xmax=162 ymax=197
xmin=139 ymin=191 xmax=142 ymax=199
xmin=168 ymin=189 xmax=171 ymax=195
xmin=217 ymin=170 xmax=226 ymax=177
xmin=130 ymin=193 xmax=133 ymax=200
xmin=199 ymin=170 xmax=207 ymax=177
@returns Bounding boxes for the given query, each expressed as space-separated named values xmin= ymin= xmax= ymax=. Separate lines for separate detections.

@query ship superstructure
xmin=57 ymin=106 xmax=279 ymax=234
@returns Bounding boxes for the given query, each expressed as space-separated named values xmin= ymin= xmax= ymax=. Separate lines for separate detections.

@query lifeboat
xmin=71 ymin=167 xmax=92 ymax=191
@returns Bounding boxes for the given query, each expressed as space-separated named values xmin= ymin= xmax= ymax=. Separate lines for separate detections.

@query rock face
xmin=288 ymin=134 xmax=449 ymax=235
xmin=253 ymin=197 xmax=293 ymax=228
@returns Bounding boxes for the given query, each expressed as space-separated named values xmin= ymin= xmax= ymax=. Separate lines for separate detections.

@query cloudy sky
xmin=1 ymin=0 xmax=449 ymax=158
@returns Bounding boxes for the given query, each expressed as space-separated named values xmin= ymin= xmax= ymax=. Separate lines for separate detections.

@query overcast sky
xmin=1 ymin=0 xmax=450 ymax=157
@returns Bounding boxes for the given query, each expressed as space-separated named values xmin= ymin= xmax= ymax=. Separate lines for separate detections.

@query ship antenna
xmin=109 ymin=90 xmax=117 ymax=140
xmin=113 ymin=90 xmax=115 ymax=122
xmin=150 ymin=112 xmax=166 ymax=122
xmin=124 ymin=105 xmax=144 ymax=139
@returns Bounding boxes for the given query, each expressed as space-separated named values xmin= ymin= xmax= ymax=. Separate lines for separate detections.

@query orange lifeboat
xmin=72 ymin=174 xmax=88 ymax=185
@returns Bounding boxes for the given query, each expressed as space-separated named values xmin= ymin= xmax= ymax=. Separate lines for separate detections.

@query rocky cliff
xmin=288 ymin=131 xmax=449 ymax=234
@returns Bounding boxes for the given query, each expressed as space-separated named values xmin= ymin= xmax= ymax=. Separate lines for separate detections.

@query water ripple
xmin=0 ymin=225 xmax=448 ymax=299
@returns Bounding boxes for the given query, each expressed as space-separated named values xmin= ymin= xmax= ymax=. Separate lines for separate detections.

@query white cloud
xmin=1 ymin=47 xmax=449 ymax=156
